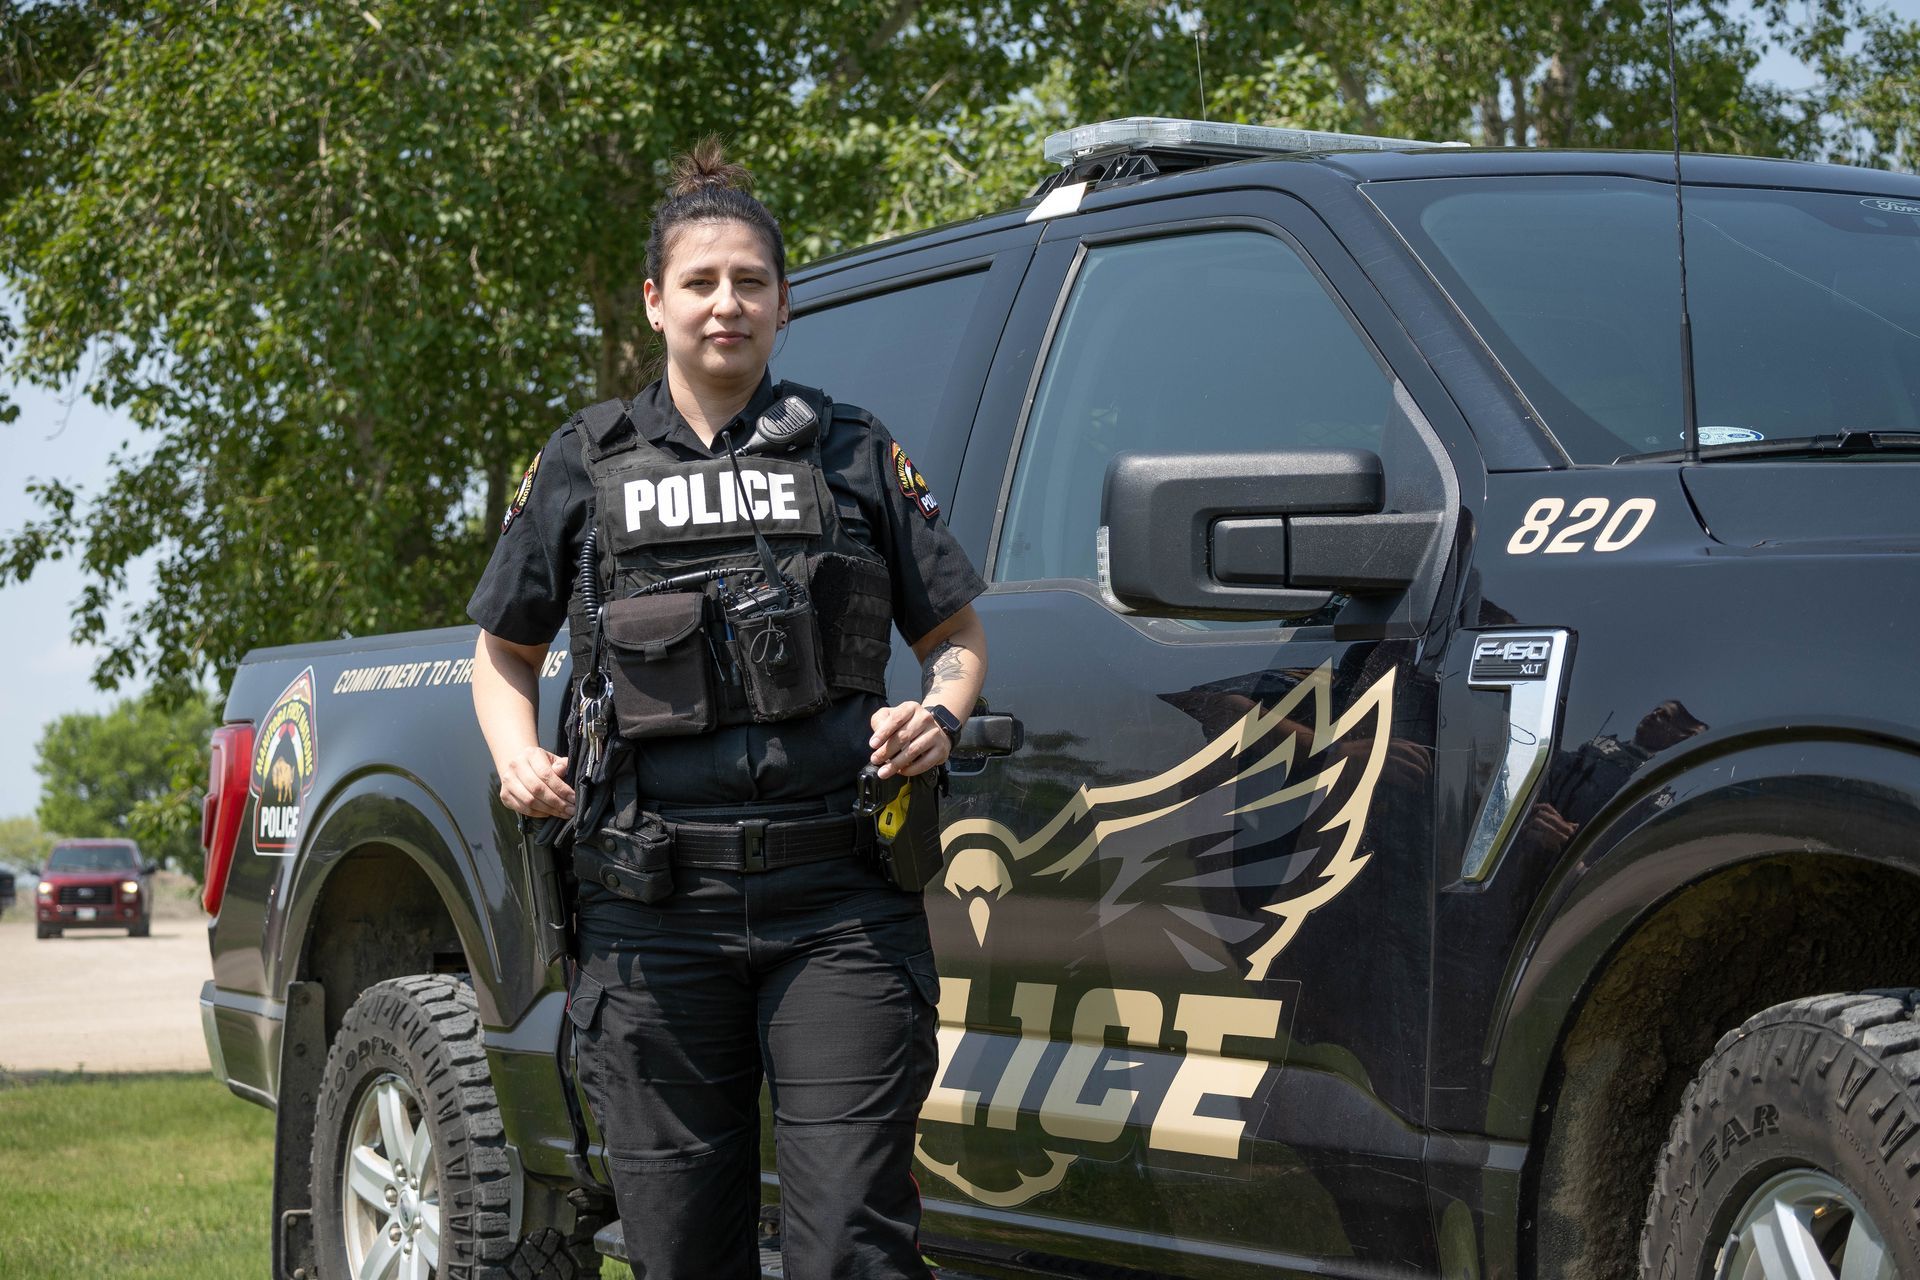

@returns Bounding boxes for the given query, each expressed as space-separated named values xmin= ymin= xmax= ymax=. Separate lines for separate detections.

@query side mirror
xmin=1100 ymin=449 xmax=1440 ymax=619
xmin=142 ymin=862 xmax=159 ymax=876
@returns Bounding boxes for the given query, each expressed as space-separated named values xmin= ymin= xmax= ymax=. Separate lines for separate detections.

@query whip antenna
xmin=1194 ymin=27 xmax=1208 ymax=121
xmin=1666 ymin=0 xmax=1702 ymax=462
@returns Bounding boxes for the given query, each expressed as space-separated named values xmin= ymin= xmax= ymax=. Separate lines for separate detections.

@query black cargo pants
xmin=569 ymin=850 xmax=940 ymax=1280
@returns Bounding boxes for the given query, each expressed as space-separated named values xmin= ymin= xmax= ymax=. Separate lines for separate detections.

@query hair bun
xmin=668 ymin=136 xmax=754 ymax=198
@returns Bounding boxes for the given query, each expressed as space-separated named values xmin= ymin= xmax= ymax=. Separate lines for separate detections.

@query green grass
xmin=0 ymin=1070 xmax=643 ymax=1279
xmin=0 ymin=1071 xmax=275 ymax=1279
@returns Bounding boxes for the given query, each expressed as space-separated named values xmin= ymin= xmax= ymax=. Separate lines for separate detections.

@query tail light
xmin=201 ymin=722 xmax=254 ymax=916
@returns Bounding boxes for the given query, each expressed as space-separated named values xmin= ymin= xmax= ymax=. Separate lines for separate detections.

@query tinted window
xmin=774 ymin=269 xmax=988 ymax=462
xmin=996 ymin=231 xmax=1394 ymax=584
xmin=1367 ymin=177 xmax=1920 ymax=462
xmin=47 ymin=843 xmax=139 ymax=871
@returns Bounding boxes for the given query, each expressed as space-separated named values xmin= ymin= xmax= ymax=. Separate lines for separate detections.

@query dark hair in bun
xmin=646 ymin=136 xmax=786 ymax=283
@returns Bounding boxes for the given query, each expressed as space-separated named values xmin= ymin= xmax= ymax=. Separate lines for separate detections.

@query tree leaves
xmin=1 ymin=0 xmax=1915 ymax=707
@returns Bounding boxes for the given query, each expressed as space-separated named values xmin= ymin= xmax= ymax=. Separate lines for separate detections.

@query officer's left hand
xmin=869 ymin=701 xmax=951 ymax=779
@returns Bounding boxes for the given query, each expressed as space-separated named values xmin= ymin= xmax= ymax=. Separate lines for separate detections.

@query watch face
xmin=930 ymin=705 xmax=962 ymax=738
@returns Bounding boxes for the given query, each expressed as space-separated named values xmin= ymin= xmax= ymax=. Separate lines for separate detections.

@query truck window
xmin=995 ymin=230 xmax=1394 ymax=584
xmin=775 ymin=268 xmax=989 ymax=463
xmin=1365 ymin=176 xmax=1920 ymax=463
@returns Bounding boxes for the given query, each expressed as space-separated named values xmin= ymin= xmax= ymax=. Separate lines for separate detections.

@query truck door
xmin=916 ymin=191 xmax=1474 ymax=1277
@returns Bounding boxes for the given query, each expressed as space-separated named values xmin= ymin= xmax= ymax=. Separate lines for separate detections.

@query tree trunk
xmin=589 ymin=268 xmax=650 ymax=400
xmin=1480 ymin=91 xmax=1509 ymax=145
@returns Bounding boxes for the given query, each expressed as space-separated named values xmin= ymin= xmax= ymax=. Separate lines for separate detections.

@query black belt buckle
xmin=740 ymin=819 xmax=769 ymax=873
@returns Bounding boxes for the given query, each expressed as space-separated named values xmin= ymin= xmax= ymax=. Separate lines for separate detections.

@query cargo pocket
xmin=566 ymin=967 xmax=608 ymax=1100
xmin=568 ymin=967 xmax=606 ymax=1033
xmin=904 ymin=949 xmax=942 ymax=1010
xmin=601 ymin=593 xmax=714 ymax=738
xmin=902 ymin=949 xmax=942 ymax=1105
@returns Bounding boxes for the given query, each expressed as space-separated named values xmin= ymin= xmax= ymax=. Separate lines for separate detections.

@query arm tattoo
xmin=921 ymin=639 xmax=968 ymax=698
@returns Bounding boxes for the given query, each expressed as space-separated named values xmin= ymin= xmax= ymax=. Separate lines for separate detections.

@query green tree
xmin=34 ymin=692 xmax=216 ymax=878
xmin=3 ymin=0 xmax=1916 ymax=707
xmin=0 ymin=815 xmax=57 ymax=870
xmin=0 ymin=0 xmax=1045 ymax=698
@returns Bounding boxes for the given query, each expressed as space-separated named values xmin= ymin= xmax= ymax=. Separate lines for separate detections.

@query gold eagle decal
xmin=940 ymin=661 xmax=1395 ymax=982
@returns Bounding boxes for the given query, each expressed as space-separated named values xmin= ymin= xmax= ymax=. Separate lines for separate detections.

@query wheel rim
xmin=1716 ymin=1169 xmax=1895 ymax=1280
xmin=340 ymin=1072 xmax=442 ymax=1280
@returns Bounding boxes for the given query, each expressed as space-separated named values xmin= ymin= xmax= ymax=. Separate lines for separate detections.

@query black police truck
xmin=200 ymin=118 xmax=1920 ymax=1280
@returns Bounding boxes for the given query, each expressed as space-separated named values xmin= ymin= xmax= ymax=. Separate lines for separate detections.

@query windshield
xmin=46 ymin=843 xmax=140 ymax=872
xmin=1365 ymin=177 xmax=1920 ymax=463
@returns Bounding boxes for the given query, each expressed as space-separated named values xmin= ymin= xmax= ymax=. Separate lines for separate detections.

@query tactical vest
xmin=565 ymin=384 xmax=894 ymax=736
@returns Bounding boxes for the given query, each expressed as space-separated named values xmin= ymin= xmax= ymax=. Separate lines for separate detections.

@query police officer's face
xmin=643 ymin=220 xmax=789 ymax=393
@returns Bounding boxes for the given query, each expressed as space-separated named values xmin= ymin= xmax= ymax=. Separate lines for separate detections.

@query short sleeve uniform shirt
xmin=468 ymin=372 xmax=985 ymax=805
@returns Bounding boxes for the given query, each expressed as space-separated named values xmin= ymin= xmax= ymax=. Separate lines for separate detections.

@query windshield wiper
xmin=1618 ymin=431 xmax=1920 ymax=463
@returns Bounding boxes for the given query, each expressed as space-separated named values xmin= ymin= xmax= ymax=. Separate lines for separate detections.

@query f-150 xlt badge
xmin=250 ymin=666 xmax=319 ymax=855
xmin=915 ymin=662 xmax=1394 ymax=1206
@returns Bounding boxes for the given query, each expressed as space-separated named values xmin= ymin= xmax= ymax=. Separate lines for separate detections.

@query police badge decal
xmin=250 ymin=666 xmax=320 ymax=855
xmin=891 ymin=442 xmax=940 ymax=520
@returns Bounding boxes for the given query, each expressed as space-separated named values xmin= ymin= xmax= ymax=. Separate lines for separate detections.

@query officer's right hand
xmin=497 ymin=747 xmax=576 ymax=818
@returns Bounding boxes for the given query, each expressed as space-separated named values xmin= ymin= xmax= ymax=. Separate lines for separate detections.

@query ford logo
xmin=1860 ymin=197 xmax=1920 ymax=217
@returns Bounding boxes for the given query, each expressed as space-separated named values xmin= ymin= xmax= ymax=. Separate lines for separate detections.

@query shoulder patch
xmin=502 ymin=450 xmax=541 ymax=532
xmin=891 ymin=441 xmax=940 ymax=521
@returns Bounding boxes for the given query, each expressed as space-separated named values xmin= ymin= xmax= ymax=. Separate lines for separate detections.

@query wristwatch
xmin=927 ymin=703 xmax=964 ymax=747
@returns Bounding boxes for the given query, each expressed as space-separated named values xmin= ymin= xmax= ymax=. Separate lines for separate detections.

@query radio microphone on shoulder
xmin=730 ymin=395 xmax=820 ymax=456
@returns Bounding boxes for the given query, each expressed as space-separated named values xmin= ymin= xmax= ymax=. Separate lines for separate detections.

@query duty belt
xmin=665 ymin=811 xmax=874 ymax=873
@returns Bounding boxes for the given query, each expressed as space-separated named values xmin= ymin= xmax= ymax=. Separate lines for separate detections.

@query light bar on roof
xmin=1042 ymin=116 xmax=1460 ymax=166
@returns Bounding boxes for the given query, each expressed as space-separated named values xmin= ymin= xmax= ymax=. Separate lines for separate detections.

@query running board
xmin=593 ymin=1219 xmax=997 ymax=1278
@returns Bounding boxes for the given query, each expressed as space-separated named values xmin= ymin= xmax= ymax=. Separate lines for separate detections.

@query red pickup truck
xmin=35 ymin=838 xmax=154 ymax=939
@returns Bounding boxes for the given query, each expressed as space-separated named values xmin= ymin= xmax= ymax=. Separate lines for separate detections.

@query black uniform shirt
xmin=468 ymin=371 xmax=986 ymax=805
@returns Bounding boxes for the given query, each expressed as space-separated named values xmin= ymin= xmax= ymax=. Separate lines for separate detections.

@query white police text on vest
xmin=624 ymin=469 xmax=802 ymax=534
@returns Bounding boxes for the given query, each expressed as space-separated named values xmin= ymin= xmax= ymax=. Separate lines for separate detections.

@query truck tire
xmin=36 ymin=923 xmax=60 ymax=939
xmin=311 ymin=975 xmax=598 ymax=1279
xmin=129 ymin=913 xmax=150 ymax=938
xmin=1641 ymin=991 xmax=1919 ymax=1280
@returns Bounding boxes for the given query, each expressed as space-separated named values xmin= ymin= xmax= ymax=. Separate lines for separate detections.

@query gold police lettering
xmin=915 ymin=978 xmax=1286 ymax=1206
xmin=623 ymin=468 xmax=802 ymax=533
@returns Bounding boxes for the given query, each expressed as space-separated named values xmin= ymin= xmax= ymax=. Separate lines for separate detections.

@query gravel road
xmin=0 ymin=876 xmax=214 ymax=1074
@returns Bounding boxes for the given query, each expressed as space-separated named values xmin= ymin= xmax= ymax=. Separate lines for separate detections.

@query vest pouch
xmin=601 ymin=593 xmax=715 ymax=738
xmin=808 ymin=553 xmax=893 ymax=697
xmin=727 ymin=593 xmax=831 ymax=722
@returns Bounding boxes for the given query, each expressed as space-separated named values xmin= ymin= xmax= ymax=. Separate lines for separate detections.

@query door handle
xmin=949 ymin=713 xmax=1023 ymax=776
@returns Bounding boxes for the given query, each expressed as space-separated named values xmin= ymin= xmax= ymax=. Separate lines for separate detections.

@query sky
xmin=0 ymin=11 xmax=1911 ymax=821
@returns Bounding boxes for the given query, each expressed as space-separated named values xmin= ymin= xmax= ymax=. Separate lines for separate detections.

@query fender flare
xmin=1481 ymin=731 xmax=1920 ymax=1138
xmin=275 ymin=767 xmax=509 ymax=1023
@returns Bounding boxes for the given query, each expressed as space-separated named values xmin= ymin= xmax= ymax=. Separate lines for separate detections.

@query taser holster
xmin=863 ymin=767 xmax=949 ymax=893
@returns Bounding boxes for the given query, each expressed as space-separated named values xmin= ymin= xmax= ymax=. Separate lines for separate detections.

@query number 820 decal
xmin=1506 ymin=497 xmax=1657 ymax=555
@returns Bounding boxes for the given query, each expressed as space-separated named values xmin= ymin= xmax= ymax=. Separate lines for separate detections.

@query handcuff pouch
xmin=601 ymin=593 xmax=714 ymax=738
xmin=572 ymin=812 xmax=674 ymax=905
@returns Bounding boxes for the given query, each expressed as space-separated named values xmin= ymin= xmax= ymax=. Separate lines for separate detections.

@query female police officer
xmin=468 ymin=139 xmax=987 ymax=1280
